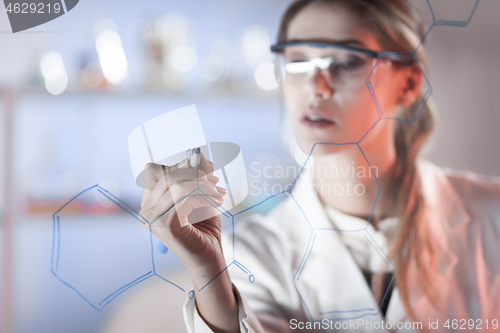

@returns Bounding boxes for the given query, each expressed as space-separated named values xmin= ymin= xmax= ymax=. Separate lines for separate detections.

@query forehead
xmin=286 ymin=2 xmax=381 ymax=50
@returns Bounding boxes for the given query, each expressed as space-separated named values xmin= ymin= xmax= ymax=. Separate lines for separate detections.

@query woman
xmin=139 ymin=0 xmax=500 ymax=332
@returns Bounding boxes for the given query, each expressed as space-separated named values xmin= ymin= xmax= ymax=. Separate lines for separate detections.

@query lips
xmin=302 ymin=109 xmax=335 ymax=128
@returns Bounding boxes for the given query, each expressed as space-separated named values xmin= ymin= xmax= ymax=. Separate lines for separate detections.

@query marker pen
xmin=190 ymin=147 xmax=200 ymax=168
xmin=158 ymin=147 xmax=201 ymax=254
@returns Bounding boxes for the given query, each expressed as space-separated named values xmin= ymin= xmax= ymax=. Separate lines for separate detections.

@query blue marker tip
xmin=157 ymin=241 xmax=169 ymax=254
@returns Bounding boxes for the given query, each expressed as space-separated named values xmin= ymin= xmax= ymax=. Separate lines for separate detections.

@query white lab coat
xmin=184 ymin=158 xmax=500 ymax=332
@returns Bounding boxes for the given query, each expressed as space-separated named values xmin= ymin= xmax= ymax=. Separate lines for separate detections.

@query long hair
xmin=276 ymin=0 xmax=438 ymax=325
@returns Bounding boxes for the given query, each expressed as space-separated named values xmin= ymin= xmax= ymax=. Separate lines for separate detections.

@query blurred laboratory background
xmin=0 ymin=0 xmax=499 ymax=332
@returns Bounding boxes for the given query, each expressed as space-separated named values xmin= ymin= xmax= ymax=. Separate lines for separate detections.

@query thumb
xmin=198 ymin=151 xmax=214 ymax=175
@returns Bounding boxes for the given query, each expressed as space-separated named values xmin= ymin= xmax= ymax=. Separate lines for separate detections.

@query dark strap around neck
xmin=361 ymin=269 xmax=395 ymax=318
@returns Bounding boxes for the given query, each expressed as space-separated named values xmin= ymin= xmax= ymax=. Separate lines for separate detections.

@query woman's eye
xmin=336 ymin=56 xmax=366 ymax=72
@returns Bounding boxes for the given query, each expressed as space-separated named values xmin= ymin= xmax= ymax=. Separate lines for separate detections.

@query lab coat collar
xmin=416 ymin=158 xmax=471 ymax=233
xmin=289 ymin=158 xmax=471 ymax=323
xmin=291 ymin=158 xmax=470 ymax=233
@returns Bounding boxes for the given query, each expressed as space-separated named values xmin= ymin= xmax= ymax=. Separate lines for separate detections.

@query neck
xmin=312 ymin=134 xmax=397 ymax=225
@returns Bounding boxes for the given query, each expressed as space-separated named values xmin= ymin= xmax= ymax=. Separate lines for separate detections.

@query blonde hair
xmin=277 ymin=0 xmax=438 ymax=325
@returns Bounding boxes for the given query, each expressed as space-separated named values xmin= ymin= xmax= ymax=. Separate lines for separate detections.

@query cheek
xmin=338 ymin=89 xmax=379 ymax=122
xmin=283 ymin=83 xmax=299 ymax=106
xmin=370 ymin=74 xmax=402 ymax=116
xmin=282 ymin=83 xmax=304 ymax=120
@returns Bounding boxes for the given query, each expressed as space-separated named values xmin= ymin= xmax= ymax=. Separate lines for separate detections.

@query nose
xmin=304 ymin=67 xmax=334 ymax=100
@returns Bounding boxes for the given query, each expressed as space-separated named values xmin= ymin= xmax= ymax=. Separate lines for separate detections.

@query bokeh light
xmin=254 ymin=61 xmax=278 ymax=90
xmin=40 ymin=52 xmax=68 ymax=95
xmin=199 ymin=55 xmax=224 ymax=82
xmin=242 ymin=26 xmax=271 ymax=68
xmin=81 ymin=62 xmax=104 ymax=88
xmin=95 ymin=27 xmax=129 ymax=86
xmin=170 ymin=46 xmax=197 ymax=73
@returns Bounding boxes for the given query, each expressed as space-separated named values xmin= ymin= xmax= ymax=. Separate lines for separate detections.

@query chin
xmin=298 ymin=139 xmax=349 ymax=157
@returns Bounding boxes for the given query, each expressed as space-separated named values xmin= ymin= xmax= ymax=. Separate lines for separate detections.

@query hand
xmin=139 ymin=152 xmax=240 ymax=332
xmin=139 ymin=152 xmax=228 ymax=270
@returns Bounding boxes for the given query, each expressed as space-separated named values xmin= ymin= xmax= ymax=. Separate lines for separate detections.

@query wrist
xmin=184 ymin=247 xmax=227 ymax=276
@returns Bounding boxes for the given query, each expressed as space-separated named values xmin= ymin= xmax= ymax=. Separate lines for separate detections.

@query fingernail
xmin=179 ymin=216 xmax=189 ymax=227
xmin=216 ymin=186 xmax=227 ymax=194
xmin=208 ymin=174 xmax=219 ymax=183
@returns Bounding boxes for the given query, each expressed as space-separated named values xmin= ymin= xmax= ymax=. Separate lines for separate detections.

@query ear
xmin=397 ymin=64 xmax=422 ymax=107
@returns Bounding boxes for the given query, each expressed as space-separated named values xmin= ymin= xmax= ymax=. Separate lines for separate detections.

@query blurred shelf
xmin=1 ymin=84 xmax=280 ymax=102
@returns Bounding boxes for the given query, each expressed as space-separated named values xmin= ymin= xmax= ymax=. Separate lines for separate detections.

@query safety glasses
xmin=271 ymin=41 xmax=413 ymax=90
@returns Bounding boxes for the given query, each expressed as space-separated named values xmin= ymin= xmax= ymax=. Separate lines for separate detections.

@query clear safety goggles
xmin=271 ymin=41 xmax=413 ymax=91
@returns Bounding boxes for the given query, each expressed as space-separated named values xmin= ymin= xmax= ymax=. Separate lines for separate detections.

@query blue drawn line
xmin=290 ymin=144 xmax=315 ymax=189
xmin=369 ymin=81 xmax=383 ymax=117
xmin=141 ymin=124 xmax=154 ymax=162
xmin=290 ymin=142 xmax=358 ymax=191
xmin=199 ymin=263 xmax=233 ymax=292
xmin=297 ymin=233 xmax=316 ymax=281
xmin=151 ymin=187 xmax=198 ymax=224
xmin=56 ymin=215 xmax=61 ymax=271
xmin=413 ymin=88 xmax=433 ymax=120
xmin=51 ymin=272 xmax=100 ymax=311
xmin=155 ymin=274 xmax=186 ymax=292
xmin=149 ymin=224 xmax=156 ymax=274
xmin=53 ymin=2 xmax=481 ymax=309
xmin=243 ymin=2 xmax=479 ymax=321
xmin=97 ymin=186 xmax=149 ymax=224
xmin=196 ymin=190 xmax=229 ymax=218
xmin=377 ymin=271 xmax=396 ymax=311
xmin=364 ymin=231 xmax=394 ymax=269
xmin=427 ymin=0 xmax=436 ymax=22
xmin=363 ymin=233 xmax=390 ymax=267
xmin=293 ymin=280 xmax=314 ymax=323
xmin=232 ymin=216 xmax=235 ymax=261
xmin=99 ymin=273 xmax=154 ymax=310
xmin=357 ymin=117 xmax=381 ymax=144
xmin=418 ymin=23 xmax=434 ymax=50
xmin=290 ymin=192 xmax=312 ymax=229
xmin=53 ymin=184 xmax=98 ymax=215
xmin=97 ymin=189 xmax=146 ymax=225
xmin=233 ymin=261 xmax=249 ymax=274
xmin=234 ymin=190 xmax=287 ymax=216
xmin=312 ymin=227 xmax=366 ymax=232
xmin=99 ymin=271 xmax=154 ymax=306
xmin=293 ymin=231 xmax=313 ymax=281
xmin=51 ymin=214 xmax=56 ymax=270
xmin=320 ymin=308 xmax=375 ymax=315
xmin=196 ymin=161 xmax=200 ymax=189
xmin=435 ymin=0 xmax=479 ymax=27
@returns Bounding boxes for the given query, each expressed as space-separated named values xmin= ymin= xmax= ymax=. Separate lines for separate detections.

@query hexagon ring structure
xmin=367 ymin=51 xmax=432 ymax=121
xmin=51 ymin=185 xmax=155 ymax=311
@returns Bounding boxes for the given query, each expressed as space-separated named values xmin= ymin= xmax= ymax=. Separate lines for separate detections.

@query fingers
xmin=198 ymin=151 xmax=214 ymax=175
xmin=149 ymin=185 xmax=224 ymax=227
xmin=176 ymin=195 xmax=223 ymax=227
xmin=165 ymin=168 xmax=208 ymax=187
xmin=141 ymin=158 xmax=218 ymax=208
xmin=142 ymin=163 xmax=166 ymax=189
xmin=141 ymin=163 xmax=165 ymax=207
xmin=140 ymin=151 xmax=219 ymax=211
xmin=169 ymin=180 xmax=226 ymax=207
xmin=147 ymin=179 xmax=225 ymax=217
xmin=146 ymin=174 xmax=169 ymax=208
